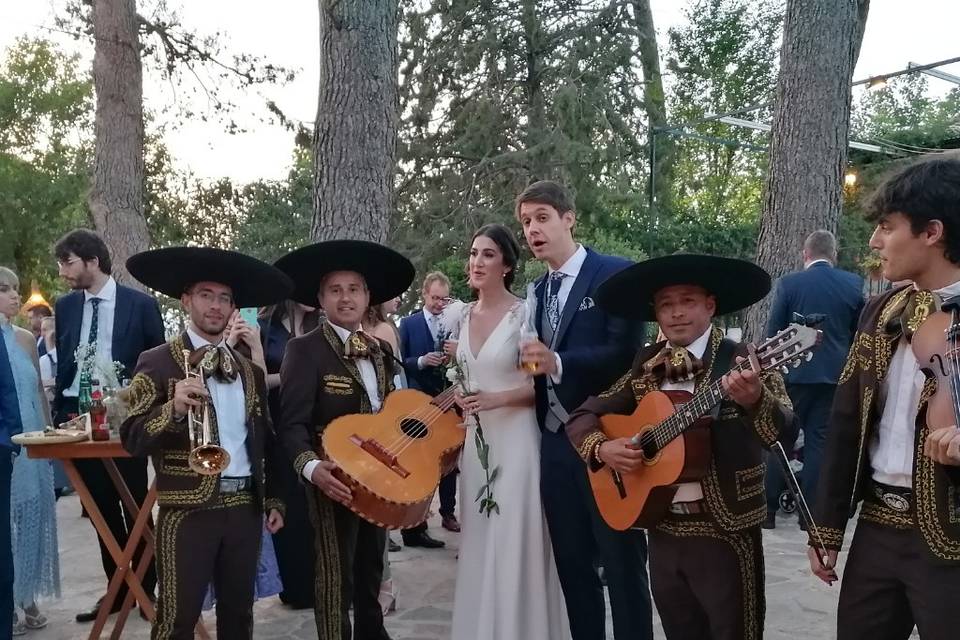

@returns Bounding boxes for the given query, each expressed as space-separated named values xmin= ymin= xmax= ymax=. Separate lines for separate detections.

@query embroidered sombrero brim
xmin=274 ymin=239 xmax=415 ymax=306
xmin=127 ymin=247 xmax=294 ymax=308
xmin=596 ymin=254 xmax=771 ymax=321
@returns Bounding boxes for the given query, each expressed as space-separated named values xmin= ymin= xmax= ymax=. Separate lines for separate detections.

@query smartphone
xmin=239 ymin=307 xmax=259 ymax=326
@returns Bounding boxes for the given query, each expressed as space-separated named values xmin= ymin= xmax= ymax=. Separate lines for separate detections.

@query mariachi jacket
xmin=812 ymin=286 xmax=960 ymax=561
xmin=566 ymin=326 xmax=793 ymax=532
xmin=120 ymin=332 xmax=284 ymax=514
xmin=277 ymin=322 xmax=396 ymax=478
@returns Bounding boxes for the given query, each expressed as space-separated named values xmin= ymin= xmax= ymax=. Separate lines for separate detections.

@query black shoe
xmin=762 ymin=512 xmax=776 ymax=530
xmin=388 ymin=537 xmax=402 ymax=552
xmin=402 ymin=531 xmax=445 ymax=549
xmin=75 ymin=596 xmax=130 ymax=623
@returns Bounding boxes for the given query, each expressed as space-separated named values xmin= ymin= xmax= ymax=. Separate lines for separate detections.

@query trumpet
xmin=182 ymin=349 xmax=231 ymax=476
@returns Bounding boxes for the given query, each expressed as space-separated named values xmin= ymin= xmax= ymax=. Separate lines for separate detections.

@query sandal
xmin=22 ymin=605 xmax=48 ymax=630
xmin=23 ymin=612 xmax=47 ymax=630
xmin=378 ymin=579 xmax=397 ymax=616
xmin=12 ymin=619 xmax=26 ymax=636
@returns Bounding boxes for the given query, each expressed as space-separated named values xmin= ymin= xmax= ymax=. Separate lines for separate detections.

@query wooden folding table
xmin=25 ymin=439 xmax=211 ymax=640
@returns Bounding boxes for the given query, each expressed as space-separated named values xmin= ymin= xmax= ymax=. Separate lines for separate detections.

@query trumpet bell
xmin=188 ymin=445 xmax=231 ymax=476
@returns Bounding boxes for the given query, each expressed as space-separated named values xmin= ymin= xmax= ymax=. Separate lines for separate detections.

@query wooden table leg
xmin=104 ymin=462 xmax=211 ymax=640
xmin=59 ymin=460 xmax=150 ymax=640
xmin=105 ymin=461 xmax=157 ymax=640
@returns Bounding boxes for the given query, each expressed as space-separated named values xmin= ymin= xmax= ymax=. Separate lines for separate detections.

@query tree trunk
xmin=742 ymin=0 xmax=870 ymax=343
xmin=89 ymin=0 xmax=150 ymax=287
xmin=312 ymin=0 xmax=399 ymax=243
xmin=632 ymin=0 xmax=673 ymax=216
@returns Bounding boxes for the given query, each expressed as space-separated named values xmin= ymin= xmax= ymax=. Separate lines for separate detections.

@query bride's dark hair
xmin=470 ymin=223 xmax=521 ymax=289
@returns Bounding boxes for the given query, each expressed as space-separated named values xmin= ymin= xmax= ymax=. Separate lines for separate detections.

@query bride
xmin=446 ymin=223 xmax=568 ymax=640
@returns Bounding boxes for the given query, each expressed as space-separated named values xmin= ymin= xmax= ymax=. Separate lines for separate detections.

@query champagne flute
xmin=519 ymin=283 xmax=540 ymax=373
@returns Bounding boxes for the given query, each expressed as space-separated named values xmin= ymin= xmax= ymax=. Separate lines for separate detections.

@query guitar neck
xmin=646 ymin=360 xmax=751 ymax=452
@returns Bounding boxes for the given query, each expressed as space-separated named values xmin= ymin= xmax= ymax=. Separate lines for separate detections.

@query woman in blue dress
xmin=0 ymin=267 xmax=60 ymax=636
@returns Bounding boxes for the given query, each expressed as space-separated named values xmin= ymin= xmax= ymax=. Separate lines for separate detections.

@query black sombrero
xmin=274 ymin=240 xmax=415 ymax=306
xmin=596 ymin=254 xmax=771 ymax=321
xmin=127 ymin=247 xmax=294 ymax=308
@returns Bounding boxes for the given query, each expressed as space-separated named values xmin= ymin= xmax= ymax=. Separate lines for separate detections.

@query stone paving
xmin=26 ymin=497 xmax=917 ymax=639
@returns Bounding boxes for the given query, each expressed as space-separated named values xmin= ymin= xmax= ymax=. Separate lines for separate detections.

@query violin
xmin=911 ymin=296 xmax=960 ymax=432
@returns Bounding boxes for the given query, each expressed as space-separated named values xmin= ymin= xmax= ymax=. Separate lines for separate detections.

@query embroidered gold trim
xmin=600 ymin=371 xmax=631 ymax=399
xmin=914 ymin=377 xmax=960 ymax=561
xmin=702 ymin=460 xmax=767 ymax=531
xmin=850 ymin=387 xmax=874 ymax=516
xmin=145 ymin=399 xmax=176 ymax=436
xmin=264 ymin=497 xmax=286 ymax=518
xmin=860 ymin=501 xmax=914 ymax=530
xmin=654 ymin=518 xmax=763 ymax=640
xmin=294 ymin=450 xmax=319 ymax=477
xmin=306 ymin=486 xmax=343 ymax=638
xmin=578 ymin=431 xmax=607 ymax=464
xmin=154 ymin=507 xmax=190 ymax=639
xmin=811 ymin=525 xmax=845 ymax=550
xmin=735 ymin=465 xmax=765 ymax=501
xmin=126 ymin=373 xmax=158 ymax=417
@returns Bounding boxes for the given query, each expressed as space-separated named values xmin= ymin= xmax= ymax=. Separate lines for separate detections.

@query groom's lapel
xmin=554 ymin=251 xmax=600 ymax=346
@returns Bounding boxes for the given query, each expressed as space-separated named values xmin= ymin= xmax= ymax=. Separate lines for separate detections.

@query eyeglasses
xmin=56 ymin=257 xmax=81 ymax=269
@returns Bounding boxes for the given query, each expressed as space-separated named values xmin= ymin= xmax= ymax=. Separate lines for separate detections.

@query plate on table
xmin=13 ymin=429 xmax=89 ymax=445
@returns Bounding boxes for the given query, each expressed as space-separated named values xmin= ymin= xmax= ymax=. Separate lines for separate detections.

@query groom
xmin=518 ymin=181 xmax=653 ymax=640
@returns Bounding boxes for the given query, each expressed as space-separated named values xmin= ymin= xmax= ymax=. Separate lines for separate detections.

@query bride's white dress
xmin=451 ymin=303 xmax=569 ymax=640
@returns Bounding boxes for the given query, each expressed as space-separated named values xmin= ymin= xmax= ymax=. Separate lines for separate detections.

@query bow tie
xmin=344 ymin=331 xmax=381 ymax=360
xmin=644 ymin=345 xmax=704 ymax=385
xmin=189 ymin=345 xmax=238 ymax=383
xmin=883 ymin=288 xmax=939 ymax=342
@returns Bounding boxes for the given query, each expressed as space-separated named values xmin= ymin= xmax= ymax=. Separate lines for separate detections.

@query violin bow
xmin=769 ymin=441 xmax=836 ymax=579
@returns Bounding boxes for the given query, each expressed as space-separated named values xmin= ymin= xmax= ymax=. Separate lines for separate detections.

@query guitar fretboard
xmin=645 ymin=359 xmax=751 ymax=452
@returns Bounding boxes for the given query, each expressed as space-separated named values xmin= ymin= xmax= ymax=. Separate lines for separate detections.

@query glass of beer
xmin=519 ymin=283 xmax=540 ymax=373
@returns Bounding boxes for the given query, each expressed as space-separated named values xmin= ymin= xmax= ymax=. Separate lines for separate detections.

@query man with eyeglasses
xmin=52 ymin=228 xmax=166 ymax=622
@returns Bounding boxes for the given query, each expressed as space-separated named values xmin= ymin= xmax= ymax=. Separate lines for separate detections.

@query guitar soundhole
xmin=638 ymin=437 xmax=659 ymax=461
xmin=399 ymin=418 xmax=429 ymax=439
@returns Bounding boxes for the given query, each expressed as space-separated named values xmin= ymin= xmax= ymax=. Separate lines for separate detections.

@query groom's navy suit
xmin=534 ymin=247 xmax=653 ymax=640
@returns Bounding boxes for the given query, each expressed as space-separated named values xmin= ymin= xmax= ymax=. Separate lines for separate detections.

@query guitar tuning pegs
xmin=779 ymin=365 xmax=789 ymax=375
xmin=792 ymin=360 xmax=801 ymax=368
xmin=805 ymin=352 xmax=813 ymax=362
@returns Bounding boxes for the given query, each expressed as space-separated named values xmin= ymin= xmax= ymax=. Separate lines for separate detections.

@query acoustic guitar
xmin=322 ymin=387 xmax=465 ymax=529
xmin=590 ymin=323 xmax=821 ymax=531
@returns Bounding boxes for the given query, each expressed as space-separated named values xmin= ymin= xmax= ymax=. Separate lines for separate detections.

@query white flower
xmin=446 ymin=366 xmax=460 ymax=384
xmin=438 ymin=299 xmax=466 ymax=337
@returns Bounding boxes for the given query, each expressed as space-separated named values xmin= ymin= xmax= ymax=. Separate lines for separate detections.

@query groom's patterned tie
xmin=546 ymin=271 xmax=567 ymax=331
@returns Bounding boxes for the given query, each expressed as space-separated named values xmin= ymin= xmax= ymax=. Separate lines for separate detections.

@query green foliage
xmin=660 ymin=0 xmax=782 ymax=246
xmin=394 ymin=0 xmax=648 ymax=283
xmin=0 ymin=38 xmax=92 ymax=298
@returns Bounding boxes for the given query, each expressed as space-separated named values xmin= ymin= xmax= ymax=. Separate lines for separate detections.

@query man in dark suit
xmin=764 ymin=229 xmax=864 ymax=528
xmin=518 ymin=181 xmax=652 ymax=640
xmin=52 ymin=229 xmax=166 ymax=621
xmin=397 ymin=271 xmax=457 ymax=547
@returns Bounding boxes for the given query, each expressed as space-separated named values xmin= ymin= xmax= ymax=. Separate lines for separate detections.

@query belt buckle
xmin=221 ymin=477 xmax=245 ymax=493
xmin=880 ymin=492 xmax=910 ymax=512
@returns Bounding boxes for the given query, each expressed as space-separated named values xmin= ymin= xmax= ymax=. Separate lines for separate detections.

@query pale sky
xmin=2 ymin=0 xmax=959 ymax=183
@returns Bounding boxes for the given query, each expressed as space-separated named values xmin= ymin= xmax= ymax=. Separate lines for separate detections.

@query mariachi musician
xmin=565 ymin=254 xmax=793 ymax=640
xmin=274 ymin=239 xmax=415 ymax=640
xmin=120 ymin=247 xmax=292 ymax=640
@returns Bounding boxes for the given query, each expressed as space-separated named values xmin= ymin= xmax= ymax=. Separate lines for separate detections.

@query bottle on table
xmin=89 ymin=379 xmax=110 ymax=442
xmin=78 ymin=370 xmax=93 ymax=414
